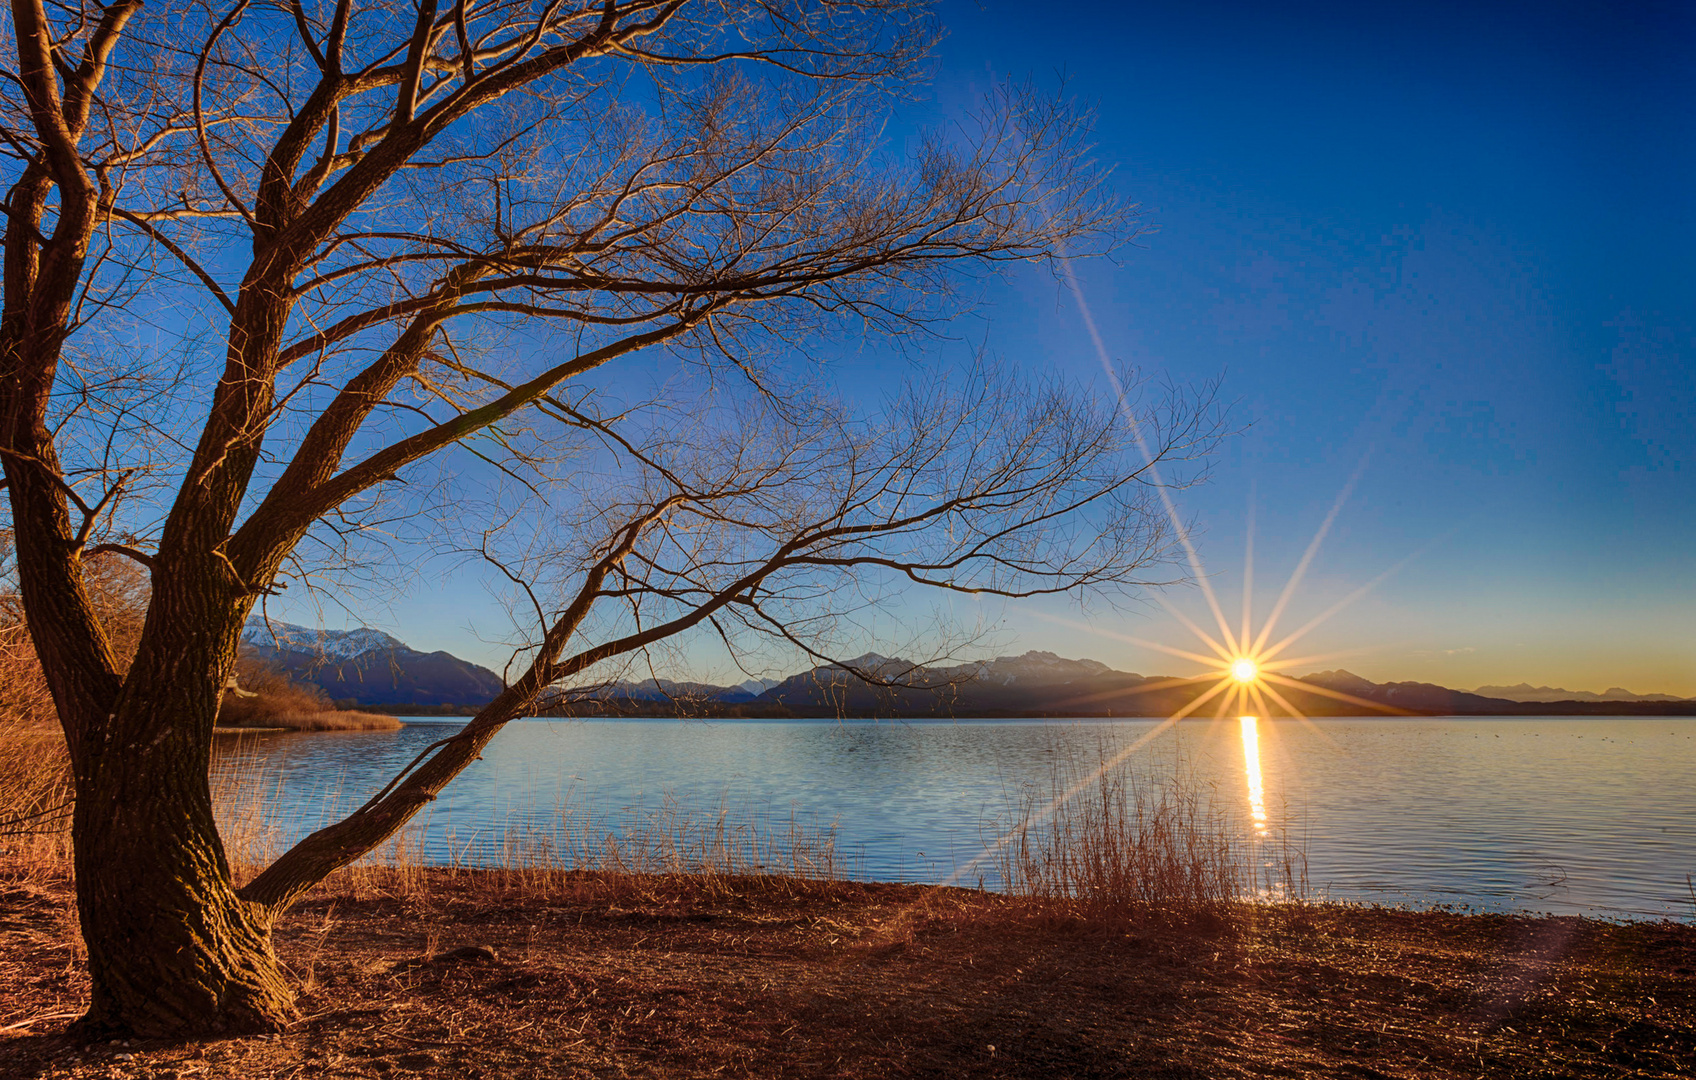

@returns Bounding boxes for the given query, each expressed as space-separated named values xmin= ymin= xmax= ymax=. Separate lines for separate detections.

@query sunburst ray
xmin=963 ymin=254 xmax=1426 ymax=905
xmin=1261 ymin=671 xmax=1414 ymax=716
xmin=1154 ymin=593 xmax=1236 ymax=663
xmin=1255 ymin=648 xmax=1376 ymax=673
xmin=1253 ymin=677 xmax=1345 ymax=746
xmin=1240 ymin=494 xmax=1255 ymax=661
xmin=939 ymin=713 xmax=1183 ymax=888
xmin=1248 ymin=457 xmax=1369 ymax=658
xmin=1259 ymin=536 xmax=1449 ymax=663
xmin=1046 ymin=673 xmax=1222 ymax=712
xmin=1029 ymin=611 xmax=1227 ymax=668
xmin=1059 ymin=253 xmax=1243 ymax=660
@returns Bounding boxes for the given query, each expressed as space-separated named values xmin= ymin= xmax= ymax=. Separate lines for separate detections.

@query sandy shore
xmin=1 ymin=869 xmax=1692 ymax=1078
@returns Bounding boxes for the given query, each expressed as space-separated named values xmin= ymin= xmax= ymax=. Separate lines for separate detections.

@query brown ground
xmin=1 ymin=869 xmax=1692 ymax=1079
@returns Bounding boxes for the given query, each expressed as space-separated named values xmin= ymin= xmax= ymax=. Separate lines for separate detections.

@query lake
xmin=212 ymin=716 xmax=1696 ymax=921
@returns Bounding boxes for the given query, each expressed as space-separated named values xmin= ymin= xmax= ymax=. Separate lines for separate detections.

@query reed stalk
xmin=992 ymin=734 xmax=1307 ymax=920
xmin=0 ymin=724 xmax=72 ymax=872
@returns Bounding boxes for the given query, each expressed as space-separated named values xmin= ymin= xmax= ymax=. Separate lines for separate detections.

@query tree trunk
xmin=64 ymin=558 xmax=299 ymax=1039
xmin=71 ymin=710 xmax=295 ymax=1038
xmin=69 ymin=720 xmax=293 ymax=1036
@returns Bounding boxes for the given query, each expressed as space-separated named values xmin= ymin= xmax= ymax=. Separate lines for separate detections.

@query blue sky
xmin=298 ymin=0 xmax=1695 ymax=695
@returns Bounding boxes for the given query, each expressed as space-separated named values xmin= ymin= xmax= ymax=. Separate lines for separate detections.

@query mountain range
xmin=241 ymin=619 xmax=505 ymax=710
xmin=726 ymin=657 xmax=1695 ymax=718
xmin=242 ymin=621 xmax=1696 ymax=717
xmin=1471 ymin=682 xmax=1689 ymax=704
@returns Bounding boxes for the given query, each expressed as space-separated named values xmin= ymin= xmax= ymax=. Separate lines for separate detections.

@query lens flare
xmin=1231 ymin=658 xmax=1258 ymax=684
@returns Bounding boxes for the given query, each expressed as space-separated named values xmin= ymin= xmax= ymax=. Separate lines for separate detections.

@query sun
xmin=1031 ymin=471 xmax=1405 ymax=730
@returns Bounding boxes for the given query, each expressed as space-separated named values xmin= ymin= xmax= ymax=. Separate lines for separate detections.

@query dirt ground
xmin=2 ymin=869 xmax=1693 ymax=1079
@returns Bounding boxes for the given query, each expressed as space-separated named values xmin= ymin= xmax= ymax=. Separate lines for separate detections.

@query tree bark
xmin=70 ymin=572 xmax=298 ymax=1037
xmin=0 ymin=0 xmax=283 ymax=1038
xmin=73 ymin=731 xmax=296 ymax=1037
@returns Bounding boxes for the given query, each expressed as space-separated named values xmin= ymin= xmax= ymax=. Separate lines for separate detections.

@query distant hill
xmin=581 ymin=676 xmax=766 ymax=706
xmin=240 ymin=619 xmax=506 ymax=711
xmin=735 ymin=658 xmax=1696 ymax=719
xmin=539 ymin=650 xmax=1168 ymax=718
xmin=1278 ymin=670 xmax=1696 ymax=717
xmin=748 ymin=650 xmax=1159 ymax=716
xmin=237 ymin=621 xmax=1696 ymax=719
xmin=1472 ymin=682 xmax=1690 ymax=704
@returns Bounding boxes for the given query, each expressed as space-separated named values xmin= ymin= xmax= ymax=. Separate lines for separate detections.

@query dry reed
xmin=548 ymin=790 xmax=838 ymax=882
xmin=202 ymin=734 xmax=841 ymax=905
xmin=217 ymin=671 xmax=400 ymax=731
xmin=0 ymin=724 xmax=72 ymax=870
xmin=993 ymin=736 xmax=1306 ymax=921
xmin=216 ymin=708 xmax=401 ymax=731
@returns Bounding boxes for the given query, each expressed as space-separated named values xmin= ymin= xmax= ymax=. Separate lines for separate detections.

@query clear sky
xmin=287 ymin=0 xmax=1696 ymax=696
xmin=944 ymin=0 xmax=1696 ymax=695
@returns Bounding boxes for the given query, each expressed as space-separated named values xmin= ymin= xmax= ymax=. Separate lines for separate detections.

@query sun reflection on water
xmin=1240 ymin=716 xmax=1267 ymax=834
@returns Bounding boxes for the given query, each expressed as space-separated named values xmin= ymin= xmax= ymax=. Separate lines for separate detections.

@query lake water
xmin=212 ymin=716 xmax=1696 ymax=921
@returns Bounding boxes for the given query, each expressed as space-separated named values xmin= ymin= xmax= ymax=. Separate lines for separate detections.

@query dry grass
xmin=546 ymin=790 xmax=839 ymax=883
xmin=218 ymin=668 xmax=400 ymax=731
xmin=2 ymin=867 xmax=1692 ymax=1079
xmin=215 ymin=707 xmax=401 ymax=731
xmin=993 ymin=738 xmax=1306 ymax=921
xmin=0 ymin=724 xmax=72 ymax=869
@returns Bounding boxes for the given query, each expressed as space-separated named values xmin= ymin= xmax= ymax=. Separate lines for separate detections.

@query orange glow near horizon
xmin=1231 ymin=658 xmax=1259 ymax=684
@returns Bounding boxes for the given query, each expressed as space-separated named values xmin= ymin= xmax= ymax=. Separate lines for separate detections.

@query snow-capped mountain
xmin=568 ymin=674 xmax=781 ymax=709
xmin=932 ymin=651 xmax=1121 ymax=685
xmin=590 ymin=677 xmax=761 ymax=704
xmin=241 ymin=620 xmax=406 ymax=661
xmin=241 ymin=618 xmax=504 ymax=710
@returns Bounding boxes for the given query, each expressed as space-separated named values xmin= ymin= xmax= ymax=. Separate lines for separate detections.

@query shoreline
xmin=213 ymin=708 xmax=402 ymax=733
xmin=2 ymin=866 xmax=1692 ymax=1077
xmin=513 ymin=698 xmax=1696 ymax=721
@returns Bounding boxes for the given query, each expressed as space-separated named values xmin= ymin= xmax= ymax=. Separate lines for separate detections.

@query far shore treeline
xmin=343 ymin=662 xmax=1696 ymax=720
xmin=524 ymin=697 xmax=1696 ymax=721
xmin=233 ymin=622 xmax=1696 ymax=721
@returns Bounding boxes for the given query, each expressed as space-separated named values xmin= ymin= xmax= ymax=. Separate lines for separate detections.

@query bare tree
xmin=246 ymin=361 xmax=1213 ymax=905
xmin=0 ymin=0 xmax=1199 ymax=1037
